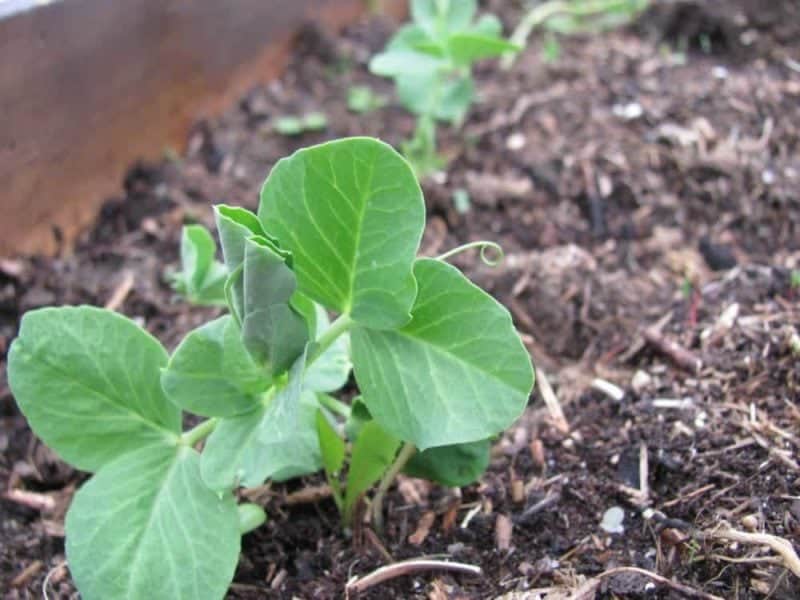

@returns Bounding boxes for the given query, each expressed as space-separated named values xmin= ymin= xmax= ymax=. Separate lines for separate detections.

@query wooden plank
xmin=0 ymin=0 xmax=404 ymax=257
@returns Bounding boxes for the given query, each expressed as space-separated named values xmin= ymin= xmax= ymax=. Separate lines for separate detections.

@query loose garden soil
xmin=2 ymin=1 xmax=799 ymax=598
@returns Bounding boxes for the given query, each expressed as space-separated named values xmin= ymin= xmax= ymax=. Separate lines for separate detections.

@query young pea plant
xmin=502 ymin=0 xmax=650 ymax=66
xmin=369 ymin=0 xmax=519 ymax=175
xmin=8 ymin=137 xmax=534 ymax=600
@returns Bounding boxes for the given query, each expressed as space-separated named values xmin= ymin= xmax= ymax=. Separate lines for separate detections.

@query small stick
xmin=642 ymin=327 xmax=702 ymax=373
xmin=571 ymin=566 xmax=724 ymax=600
xmin=42 ymin=561 xmax=67 ymax=600
xmin=104 ymin=270 xmax=135 ymax=311
xmin=708 ymin=528 xmax=800 ymax=578
xmin=284 ymin=484 xmax=332 ymax=505
xmin=11 ymin=560 xmax=43 ymax=587
xmin=536 ymin=366 xmax=569 ymax=433
xmin=3 ymin=489 xmax=56 ymax=512
xmin=345 ymin=558 xmax=482 ymax=596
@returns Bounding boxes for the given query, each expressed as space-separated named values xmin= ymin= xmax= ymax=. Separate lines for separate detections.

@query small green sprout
xmin=369 ymin=0 xmax=520 ymax=175
xmin=8 ymin=137 xmax=534 ymax=600
xmin=273 ymin=112 xmax=328 ymax=136
xmin=347 ymin=85 xmax=387 ymax=114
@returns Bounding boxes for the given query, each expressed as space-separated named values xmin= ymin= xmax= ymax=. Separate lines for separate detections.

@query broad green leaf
xmin=172 ymin=225 xmax=227 ymax=306
xmin=66 ymin=445 xmax=239 ymax=600
xmin=7 ymin=307 xmax=180 ymax=472
xmin=258 ymin=138 xmax=424 ymax=330
xmin=316 ymin=410 xmax=345 ymax=475
xmin=351 ymin=258 xmax=534 ymax=450
xmin=200 ymin=359 xmax=319 ymax=491
xmin=241 ymin=237 xmax=309 ymax=375
xmin=447 ymin=33 xmax=520 ymax=65
xmin=305 ymin=305 xmax=352 ymax=393
xmin=404 ymin=439 xmax=490 ymax=486
xmin=161 ymin=316 xmax=268 ymax=418
xmin=344 ymin=421 xmax=400 ymax=516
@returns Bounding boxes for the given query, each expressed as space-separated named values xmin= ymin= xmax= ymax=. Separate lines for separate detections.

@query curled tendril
xmin=435 ymin=241 xmax=504 ymax=267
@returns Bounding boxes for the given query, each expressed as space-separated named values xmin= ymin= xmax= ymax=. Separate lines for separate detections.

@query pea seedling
xmin=8 ymin=137 xmax=533 ymax=600
xmin=273 ymin=112 xmax=328 ymax=136
xmin=502 ymin=0 xmax=650 ymax=66
xmin=369 ymin=0 xmax=519 ymax=175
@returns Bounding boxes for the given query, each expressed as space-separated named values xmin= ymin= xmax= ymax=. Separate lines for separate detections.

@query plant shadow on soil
xmin=2 ymin=1 xmax=800 ymax=598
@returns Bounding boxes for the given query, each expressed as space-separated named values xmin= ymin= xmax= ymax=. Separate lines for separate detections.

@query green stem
xmin=309 ymin=313 xmax=354 ymax=364
xmin=372 ymin=442 xmax=417 ymax=533
xmin=317 ymin=394 xmax=352 ymax=419
xmin=181 ymin=417 xmax=219 ymax=447
xmin=179 ymin=314 xmax=353 ymax=452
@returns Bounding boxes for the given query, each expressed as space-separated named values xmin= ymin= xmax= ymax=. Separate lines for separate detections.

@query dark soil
xmin=3 ymin=1 xmax=800 ymax=598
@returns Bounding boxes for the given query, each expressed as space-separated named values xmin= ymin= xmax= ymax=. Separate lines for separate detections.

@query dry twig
xmin=707 ymin=528 xmax=800 ymax=578
xmin=536 ymin=366 xmax=569 ymax=433
xmin=104 ymin=270 xmax=135 ymax=311
xmin=345 ymin=558 xmax=481 ymax=596
xmin=571 ymin=566 xmax=724 ymax=600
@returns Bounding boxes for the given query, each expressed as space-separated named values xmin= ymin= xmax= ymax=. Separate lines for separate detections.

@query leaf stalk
xmin=371 ymin=441 xmax=416 ymax=533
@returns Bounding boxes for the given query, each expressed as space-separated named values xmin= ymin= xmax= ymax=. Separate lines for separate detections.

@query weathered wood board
xmin=0 ymin=0 xmax=403 ymax=256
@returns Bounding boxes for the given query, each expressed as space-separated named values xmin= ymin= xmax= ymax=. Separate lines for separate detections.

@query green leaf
xmin=7 ymin=307 xmax=180 ymax=472
xmin=258 ymin=138 xmax=425 ymax=329
xmin=172 ymin=225 xmax=227 ymax=306
xmin=369 ymin=49 xmax=446 ymax=78
xmin=305 ymin=305 xmax=352 ymax=393
xmin=316 ymin=410 xmax=345 ymax=475
xmin=351 ymin=258 xmax=534 ymax=450
xmin=344 ymin=421 xmax=399 ymax=516
xmin=387 ymin=23 xmax=439 ymax=55
xmin=66 ymin=445 xmax=239 ymax=600
xmin=411 ymin=0 xmax=477 ymax=37
xmin=240 ymin=237 xmax=309 ymax=375
xmin=200 ymin=358 xmax=320 ymax=491
xmin=404 ymin=439 xmax=490 ymax=486
xmin=161 ymin=316 xmax=268 ymax=418
xmin=447 ymin=32 xmax=520 ymax=64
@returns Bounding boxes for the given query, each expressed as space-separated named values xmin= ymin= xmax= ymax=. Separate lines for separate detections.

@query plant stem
xmin=371 ymin=441 xmax=416 ymax=533
xmin=181 ymin=417 xmax=219 ymax=447
xmin=317 ymin=394 xmax=352 ymax=418
xmin=309 ymin=313 xmax=353 ymax=365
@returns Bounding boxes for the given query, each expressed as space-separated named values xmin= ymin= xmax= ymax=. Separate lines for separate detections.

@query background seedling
xmin=8 ymin=137 xmax=533 ymax=600
xmin=346 ymin=85 xmax=388 ymax=114
xmin=273 ymin=112 xmax=328 ymax=136
xmin=369 ymin=0 xmax=520 ymax=175
xmin=503 ymin=0 xmax=650 ymax=67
